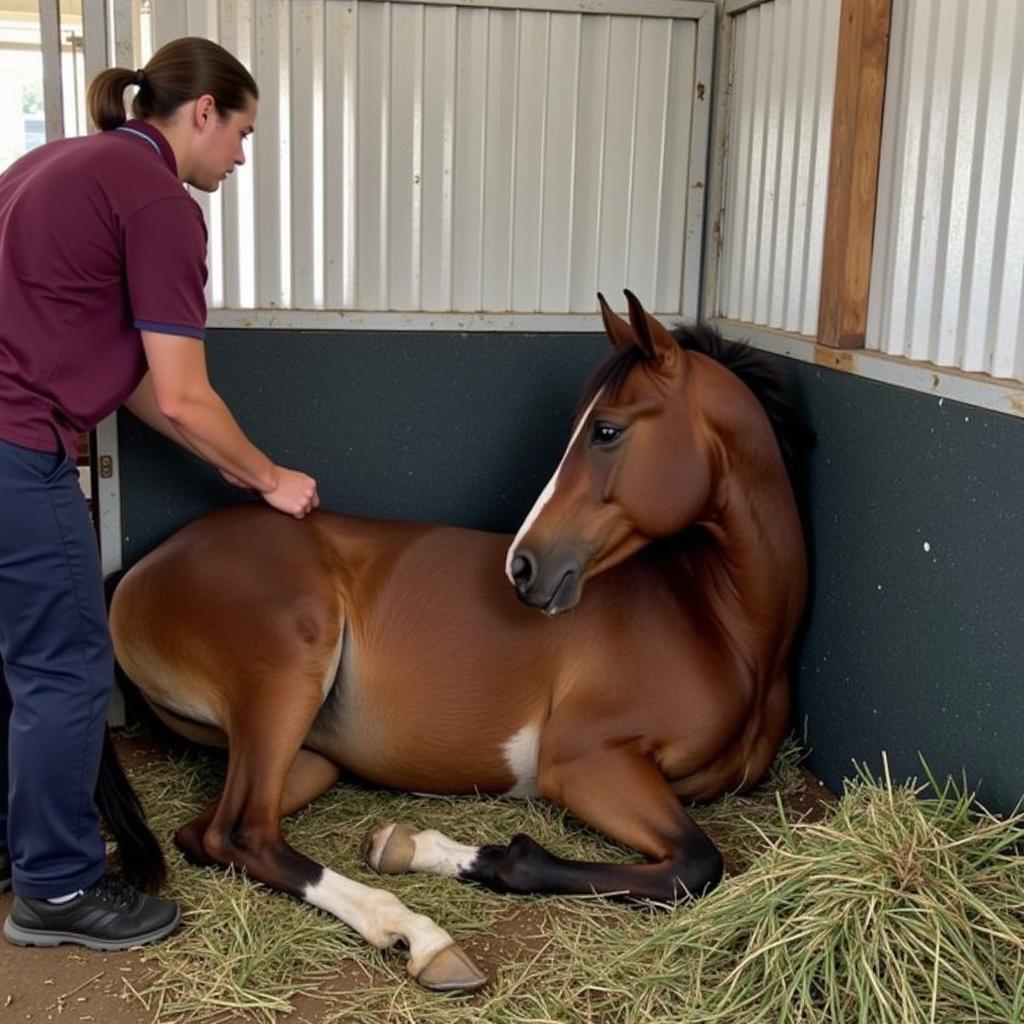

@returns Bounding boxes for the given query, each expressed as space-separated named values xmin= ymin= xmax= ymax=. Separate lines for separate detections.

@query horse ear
xmin=624 ymin=290 xmax=679 ymax=373
xmin=597 ymin=292 xmax=635 ymax=350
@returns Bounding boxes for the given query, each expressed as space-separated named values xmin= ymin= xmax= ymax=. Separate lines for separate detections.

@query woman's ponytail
xmin=86 ymin=38 xmax=258 ymax=133
xmin=86 ymin=67 xmax=140 ymax=131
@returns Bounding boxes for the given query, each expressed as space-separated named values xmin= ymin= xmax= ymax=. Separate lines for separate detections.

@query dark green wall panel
xmin=787 ymin=360 xmax=1024 ymax=815
xmin=118 ymin=331 xmax=610 ymax=561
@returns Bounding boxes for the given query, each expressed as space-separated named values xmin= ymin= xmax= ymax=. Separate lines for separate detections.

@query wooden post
xmin=818 ymin=0 xmax=893 ymax=349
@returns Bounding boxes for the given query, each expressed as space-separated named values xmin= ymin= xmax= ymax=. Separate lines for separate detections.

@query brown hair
xmin=87 ymin=37 xmax=258 ymax=132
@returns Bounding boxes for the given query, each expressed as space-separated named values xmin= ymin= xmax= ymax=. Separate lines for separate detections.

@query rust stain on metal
xmin=697 ymin=82 xmax=706 ymax=101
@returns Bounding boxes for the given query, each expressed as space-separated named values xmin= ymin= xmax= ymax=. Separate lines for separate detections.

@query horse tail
xmin=95 ymin=725 xmax=167 ymax=893
xmin=97 ymin=569 xmax=167 ymax=893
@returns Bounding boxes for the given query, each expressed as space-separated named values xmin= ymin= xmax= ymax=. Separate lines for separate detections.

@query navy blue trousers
xmin=0 ymin=438 xmax=110 ymax=898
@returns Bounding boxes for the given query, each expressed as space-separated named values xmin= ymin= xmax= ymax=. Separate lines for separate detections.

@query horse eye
xmin=590 ymin=422 xmax=623 ymax=447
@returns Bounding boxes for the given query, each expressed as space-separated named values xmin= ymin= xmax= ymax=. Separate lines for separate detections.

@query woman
xmin=0 ymin=37 xmax=317 ymax=949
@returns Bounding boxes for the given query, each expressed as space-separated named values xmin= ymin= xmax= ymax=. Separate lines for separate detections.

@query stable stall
xmin=31 ymin=0 xmax=1024 ymax=812
xmin=4 ymin=1 xmax=1023 ymax=1020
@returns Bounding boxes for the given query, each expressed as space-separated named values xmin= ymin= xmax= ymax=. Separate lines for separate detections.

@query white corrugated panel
xmin=867 ymin=0 xmax=1024 ymax=381
xmin=145 ymin=0 xmax=711 ymax=317
xmin=716 ymin=0 xmax=841 ymax=335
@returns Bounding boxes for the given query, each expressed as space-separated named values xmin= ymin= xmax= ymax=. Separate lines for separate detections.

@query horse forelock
xmin=574 ymin=344 xmax=644 ymax=420
xmin=580 ymin=324 xmax=811 ymax=489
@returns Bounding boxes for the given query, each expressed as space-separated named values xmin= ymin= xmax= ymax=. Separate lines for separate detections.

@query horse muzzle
xmin=508 ymin=548 xmax=584 ymax=615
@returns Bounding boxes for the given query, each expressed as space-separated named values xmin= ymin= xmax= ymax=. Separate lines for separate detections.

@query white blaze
xmin=505 ymin=390 xmax=604 ymax=581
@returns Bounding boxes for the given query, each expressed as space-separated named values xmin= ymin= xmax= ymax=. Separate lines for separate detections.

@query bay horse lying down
xmin=109 ymin=292 xmax=807 ymax=992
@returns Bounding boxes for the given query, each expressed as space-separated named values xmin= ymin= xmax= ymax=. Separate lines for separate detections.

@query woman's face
xmin=188 ymin=93 xmax=257 ymax=193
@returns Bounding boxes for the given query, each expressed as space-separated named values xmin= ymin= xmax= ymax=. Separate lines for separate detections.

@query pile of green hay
xmin=607 ymin=760 xmax=1024 ymax=1024
xmin=122 ymin=740 xmax=1024 ymax=1024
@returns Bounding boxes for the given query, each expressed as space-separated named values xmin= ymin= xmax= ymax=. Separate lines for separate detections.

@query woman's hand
xmin=261 ymin=466 xmax=319 ymax=519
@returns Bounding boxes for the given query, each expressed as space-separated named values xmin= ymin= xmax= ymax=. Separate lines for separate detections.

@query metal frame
xmin=141 ymin=0 xmax=716 ymax=325
xmin=683 ymin=1 xmax=716 ymax=318
xmin=81 ymin=0 xmax=109 ymax=81
xmin=73 ymin=0 xmax=127 ymax=721
xmin=722 ymin=0 xmax=772 ymax=15
xmin=386 ymin=0 xmax=712 ymax=15
xmin=38 ymin=0 xmax=65 ymax=141
xmin=88 ymin=0 xmax=138 ymax=582
xmin=701 ymin=0 xmax=733 ymax=322
xmin=716 ymin=319 xmax=1024 ymax=422
xmin=207 ymin=310 xmax=611 ymax=331
xmin=78 ymin=2 xmax=126 ymax=581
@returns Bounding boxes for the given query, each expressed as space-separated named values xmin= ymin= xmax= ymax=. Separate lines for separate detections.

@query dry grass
xmin=594 ymin=760 xmax=1024 ymax=1024
xmin=120 ymin=738 xmax=1024 ymax=1024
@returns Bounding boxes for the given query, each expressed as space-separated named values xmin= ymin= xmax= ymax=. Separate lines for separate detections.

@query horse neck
xmin=684 ymin=452 xmax=806 ymax=676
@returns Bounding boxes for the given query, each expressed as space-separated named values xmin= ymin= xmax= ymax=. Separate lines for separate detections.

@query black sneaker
xmin=3 ymin=872 xmax=180 ymax=951
xmin=0 ymin=847 xmax=9 ymax=894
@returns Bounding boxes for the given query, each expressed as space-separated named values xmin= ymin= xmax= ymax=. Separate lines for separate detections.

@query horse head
xmin=506 ymin=290 xmax=780 ymax=615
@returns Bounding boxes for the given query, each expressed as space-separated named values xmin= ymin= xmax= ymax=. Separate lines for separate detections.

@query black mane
xmin=577 ymin=322 xmax=812 ymax=488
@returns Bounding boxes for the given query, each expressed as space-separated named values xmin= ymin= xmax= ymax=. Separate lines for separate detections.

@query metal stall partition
xmin=97 ymin=0 xmax=717 ymax=571
xmin=141 ymin=0 xmax=714 ymax=318
xmin=704 ymin=0 xmax=842 ymax=336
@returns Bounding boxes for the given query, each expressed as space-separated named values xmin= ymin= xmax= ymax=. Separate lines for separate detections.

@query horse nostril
xmin=510 ymin=552 xmax=536 ymax=588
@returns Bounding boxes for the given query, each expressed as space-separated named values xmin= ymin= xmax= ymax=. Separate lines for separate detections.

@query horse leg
xmin=365 ymin=746 xmax=723 ymax=902
xmin=194 ymin=690 xmax=485 ymax=991
xmin=175 ymin=749 xmax=341 ymax=868
xmin=175 ymin=804 xmax=218 ymax=866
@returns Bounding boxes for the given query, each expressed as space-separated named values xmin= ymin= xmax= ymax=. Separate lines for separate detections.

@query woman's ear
xmin=192 ymin=94 xmax=217 ymax=130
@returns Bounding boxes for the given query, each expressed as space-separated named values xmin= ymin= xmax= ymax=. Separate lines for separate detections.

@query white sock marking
xmin=405 ymin=830 xmax=482 ymax=877
xmin=303 ymin=868 xmax=454 ymax=975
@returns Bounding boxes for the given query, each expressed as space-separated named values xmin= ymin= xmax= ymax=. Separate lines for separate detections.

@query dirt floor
xmin=0 ymin=732 xmax=836 ymax=1024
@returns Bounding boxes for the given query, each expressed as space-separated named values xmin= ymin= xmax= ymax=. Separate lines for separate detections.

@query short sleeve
xmin=124 ymin=196 xmax=208 ymax=340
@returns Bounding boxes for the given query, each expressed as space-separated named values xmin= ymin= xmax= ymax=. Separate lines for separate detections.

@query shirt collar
xmin=116 ymin=119 xmax=178 ymax=178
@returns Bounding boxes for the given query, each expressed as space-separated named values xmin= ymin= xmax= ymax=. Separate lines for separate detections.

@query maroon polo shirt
xmin=0 ymin=120 xmax=208 ymax=455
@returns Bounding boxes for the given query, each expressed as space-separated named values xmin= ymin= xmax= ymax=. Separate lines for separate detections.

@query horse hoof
xmin=416 ymin=943 xmax=488 ymax=992
xmin=363 ymin=823 xmax=417 ymax=874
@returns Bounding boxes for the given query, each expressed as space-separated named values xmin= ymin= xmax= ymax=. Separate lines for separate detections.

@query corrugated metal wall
xmin=146 ymin=0 xmax=712 ymax=317
xmin=867 ymin=0 xmax=1024 ymax=382
xmin=715 ymin=0 xmax=841 ymax=335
